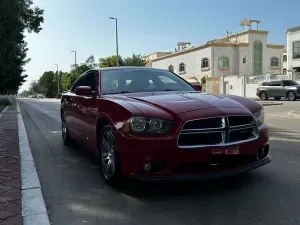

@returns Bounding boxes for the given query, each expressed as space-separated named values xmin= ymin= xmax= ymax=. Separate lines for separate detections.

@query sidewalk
xmin=0 ymin=104 xmax=22 ymax=225
xmin=0 ymin=101 xmax=50 ymax=225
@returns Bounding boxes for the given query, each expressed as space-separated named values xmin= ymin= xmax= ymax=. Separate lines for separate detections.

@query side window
xmin=71 ymin=75 xmax=86 ymax=92
xmin=84 ymin=71 xmax=97 ymax=91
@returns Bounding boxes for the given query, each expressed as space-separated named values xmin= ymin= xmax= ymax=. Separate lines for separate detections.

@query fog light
xmin=143 ymin=163 xmax=152 ymax=172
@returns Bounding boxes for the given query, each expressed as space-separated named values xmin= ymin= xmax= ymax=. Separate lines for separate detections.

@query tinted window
xmin=84 ymin=71 xmax=96 ymax=91
xmin=71 ymin=75 xmax=86 ymax=92
xmin=282 ymin=80 xmax=299 ymax=86
xmin=101 ymin=69 xmax=195 ymax=95
xmin=271 ymin=81 xmax=281 ymax=86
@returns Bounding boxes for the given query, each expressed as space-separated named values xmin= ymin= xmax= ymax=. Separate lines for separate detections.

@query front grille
xmin=178 ymin=115 xmax=258 ymax=148
xmin=228 ymin=116 xmax=256 ymax=127
xmin=178 ymin=132 xmax=224 ymax=146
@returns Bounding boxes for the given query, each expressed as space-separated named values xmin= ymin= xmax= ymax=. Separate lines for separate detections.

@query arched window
xmin=271 ymin=57 xmax=279 ymax=67
xmin=283 ymin=69 xmax=287 ymax=74
xmin=253 ymin=41 xmax=263 ymax=76
xmin=201 ymin=58 xmax=209 ymax=68
xmin=168 ymin=65 xmax=174 ymax=72
xmin=179 ymin=63 xmax=185 ymax=72
xmin=283 ymin=55 xmax=287 ymax=62
xmin=218 ymin=56 xmax=229 ymax=69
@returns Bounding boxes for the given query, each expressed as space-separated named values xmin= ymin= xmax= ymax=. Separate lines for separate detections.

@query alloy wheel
xmin=288 ymin=92 xmax=296 ymax=101
xmin=62 ymin=120 xmax=67 ymax=141
xmin=101 ymin=130 xmax=116 ymax=180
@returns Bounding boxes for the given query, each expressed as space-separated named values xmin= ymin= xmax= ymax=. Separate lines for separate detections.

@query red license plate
xmin=212 ymin=146 xmax=240 ymax=155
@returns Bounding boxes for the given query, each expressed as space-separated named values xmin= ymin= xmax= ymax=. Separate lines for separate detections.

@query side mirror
xmin=75 ymin=86 xmax=93 ymax=96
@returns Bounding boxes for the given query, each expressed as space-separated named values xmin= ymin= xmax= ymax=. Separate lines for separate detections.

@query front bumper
xmin=116 ymin=124 xmax=270 ymax=180
xmin=136 ymin=156 xmax=271 ymax=182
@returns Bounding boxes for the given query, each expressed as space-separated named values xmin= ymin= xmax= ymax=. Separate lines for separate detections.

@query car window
xmin=83 ymin=71 xmax=96 ymax=91
xmin=100 ymin=69 xmax=195 ymax=95
xmin=282 ymin=80 xmax=299 ymax=86
xmin=71 ymin=75 xmax=86 ymax=92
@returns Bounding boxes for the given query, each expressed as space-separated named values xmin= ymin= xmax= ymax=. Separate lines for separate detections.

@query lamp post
xmin=54 ymin=64 xmax=59 ymax=96
xmin=71 ymin=50 xmax=77 ymax=66
xmin=109 ymin=17 xmax=119 ymax=67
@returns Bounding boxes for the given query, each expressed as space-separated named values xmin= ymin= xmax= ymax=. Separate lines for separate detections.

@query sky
xmin=21 ymin=0 xmax=300 ymax=91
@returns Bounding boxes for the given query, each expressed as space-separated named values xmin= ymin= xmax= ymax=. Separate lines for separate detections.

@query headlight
xmin=122 ymin=117 xmax=172 ymax=134
xmin=253 ymin=109 xmax=264 ymax=126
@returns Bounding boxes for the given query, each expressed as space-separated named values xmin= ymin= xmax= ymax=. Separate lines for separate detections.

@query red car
xmin=61 ymin=67 xmax=270 ymax=185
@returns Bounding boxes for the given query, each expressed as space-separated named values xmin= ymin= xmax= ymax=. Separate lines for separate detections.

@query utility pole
xmin=55 ymin=64 xmax=59 ymax=96
xmin=109 ymin=17 xmax=119 ymax=67
xmin=71 ymin=50 xmax=77 ymax=66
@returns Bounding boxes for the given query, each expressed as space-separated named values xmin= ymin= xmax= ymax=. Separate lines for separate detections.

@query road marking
xmin=270 ymin=138 xmax=300 ymax=143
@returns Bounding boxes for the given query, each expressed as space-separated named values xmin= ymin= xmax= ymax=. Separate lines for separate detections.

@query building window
xmin=271 ymin=57 xmax=279 ymax=67
xmin=179 ymin=63 xmax=185 ymax=72
xmin=283 ymin=55 xmax=287 ymax=62
xmin=201 ymin=58 xmax=209 ymax=68
xmin=243 ymin=56 xmax=246 ymax=63
xmin=168 ymin=65 xmax=174 ymax=72
xmin=283 ymin=69 xmax=287 ymax=74
xmin=293 ymin=41 xmax=300 ymax=59
xmin=218 ymin=56 xmax=229 ymax=69
xmin=253 ymin=41 xmax=263 ymax=76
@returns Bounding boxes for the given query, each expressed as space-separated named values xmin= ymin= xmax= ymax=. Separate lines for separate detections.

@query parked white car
xmin=37 ymin=94 xmax=44 ymax=99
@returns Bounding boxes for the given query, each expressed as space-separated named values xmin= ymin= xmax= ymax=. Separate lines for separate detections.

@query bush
xmin=0 ymin=95 xmax=13 ymax=106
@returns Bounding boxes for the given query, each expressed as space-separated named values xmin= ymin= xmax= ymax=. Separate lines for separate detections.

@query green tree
xmin=123 ymin=54 xmax=147 ymax=66
xmin=0 ymin=0 xmax=44 ymax=94
xmin=99 ymin=55 xmax=124 ymax=68
xmin=38 ymin=71 xmax=58 ymax=98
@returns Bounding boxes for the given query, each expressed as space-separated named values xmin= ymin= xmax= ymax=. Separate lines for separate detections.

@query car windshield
xmin=101 ymin=69 xmax=196 ymax=95
xmin=283 ymin=80 xmax=299 ymax=86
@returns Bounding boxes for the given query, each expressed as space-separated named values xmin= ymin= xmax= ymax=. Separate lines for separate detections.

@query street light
xmin=54 ymin=64 xmax=59 ymax=96
xmin=71 ymin=50 xmax=77 ymax=66
xmin=109 ymin=17 xmax=119 ymax=67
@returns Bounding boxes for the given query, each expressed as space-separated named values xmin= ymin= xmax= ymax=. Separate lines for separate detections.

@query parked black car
xmin=256 ymin=80 xmax=300 ymax=101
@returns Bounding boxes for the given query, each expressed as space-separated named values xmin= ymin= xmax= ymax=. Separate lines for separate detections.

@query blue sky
xmin=22 ymin=0 xmax=300 ymax=91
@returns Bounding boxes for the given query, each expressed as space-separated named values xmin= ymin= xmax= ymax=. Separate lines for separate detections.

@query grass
xmin=0 ymin=95 xmax=13 ymax=112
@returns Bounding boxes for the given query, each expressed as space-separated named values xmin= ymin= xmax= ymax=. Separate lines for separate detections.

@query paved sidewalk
xmin=0 ymin=104 xmax=22 ymax=225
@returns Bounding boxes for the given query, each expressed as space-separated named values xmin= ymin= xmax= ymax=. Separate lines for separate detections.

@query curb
xmin=260 ymin=102 xmax=283 ymax=106
xmin=288 ymin=110 xmax=300 ymax=118
xmin=17 ymin=102 xmax=51 ymax=225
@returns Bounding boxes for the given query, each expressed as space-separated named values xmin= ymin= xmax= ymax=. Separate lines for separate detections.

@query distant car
xmin=257 ymin=80 xmax=300 ymax=101
xmin=61 ymin=67 xmax=270 ymax=186
xmin=37 ymin=94 xmax=44 ymax=99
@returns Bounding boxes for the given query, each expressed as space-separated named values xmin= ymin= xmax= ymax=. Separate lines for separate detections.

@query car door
xmin=69 ymin=74 xmax=88 ymax=140
xmin=74 ymin=70 xmax=99 ymax=150
xmin=267 ymin=81 xmax=280 ymax=97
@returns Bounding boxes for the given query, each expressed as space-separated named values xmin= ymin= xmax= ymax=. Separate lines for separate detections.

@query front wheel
xmin=62 ymin=116 xmax=72 ymax=145
xmin=99 ymin=124 xmax=122 ymax=186
xmin=287 ymin=91 xmax=296 ymax=101
xmin=259 ymin=92 xmax=268 ymax=101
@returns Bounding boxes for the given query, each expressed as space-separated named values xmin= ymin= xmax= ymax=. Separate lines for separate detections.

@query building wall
xmin=211 ymin=46 xmax=237 ymax=76
xmin=151 ymin=47 xmax=212 ymax=81
xmin=287 ymin=29 xmax=300 ymax=68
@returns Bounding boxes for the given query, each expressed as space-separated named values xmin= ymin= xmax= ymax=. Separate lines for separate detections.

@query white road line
xmin=270 ymin=138 xmax=300 ymax=143
xmin=17 ymin=102 xmax=51 ymax=225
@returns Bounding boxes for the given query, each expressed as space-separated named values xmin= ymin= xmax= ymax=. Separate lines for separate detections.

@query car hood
xmin=107 ymin=92 xmax=261 ymax=116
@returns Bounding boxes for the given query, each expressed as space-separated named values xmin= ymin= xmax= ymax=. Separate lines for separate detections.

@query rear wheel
xmin=274 ymin=97 xmax=281 ymax=101
xmin=99 ymin=124 xmax=122 ymax=186
xmin=62 ymin=115 xmax=72 ymax=145
xmin=259 ymin=91 xmax=268 ymax=101
xmin=287 ymin=91 xmax=296 ymax=101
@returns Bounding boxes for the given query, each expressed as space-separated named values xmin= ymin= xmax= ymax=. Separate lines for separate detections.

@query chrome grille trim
xmin=177 ymin=115 xmax=259 ymax=148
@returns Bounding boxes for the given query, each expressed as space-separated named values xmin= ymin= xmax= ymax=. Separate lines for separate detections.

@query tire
xmin=61 ymin=115 xmax=72 ymax=145
xmin=99 ymin=124 xmax=122 ymax=186
xmin=259 ymin=91 xmax=268 ymax=101
xmin=274 ymin=97 xmax=281 ymax=101
xmin=287 ymin=91 xmax=296 ymax=101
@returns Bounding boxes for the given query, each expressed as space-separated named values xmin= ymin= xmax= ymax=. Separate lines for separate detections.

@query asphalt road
xmin=19 ymin=98 xmax=300 ymax=225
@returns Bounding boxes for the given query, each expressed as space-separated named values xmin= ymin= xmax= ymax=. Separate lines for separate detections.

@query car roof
xmin=96 ymin=66 xmax=168 ymax=72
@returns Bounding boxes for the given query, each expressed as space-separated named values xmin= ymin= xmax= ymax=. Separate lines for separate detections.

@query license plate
xmin=212 ymin=146 xmax=239 ymax=155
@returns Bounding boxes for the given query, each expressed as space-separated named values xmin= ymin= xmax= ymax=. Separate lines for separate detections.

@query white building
xmin=150 ymin=21 xmax=285 ymax=83
xmin=286 ymin=25 xmax=300 ymax=77
xmin=283 ymin=50 xmax=287 ymax=74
